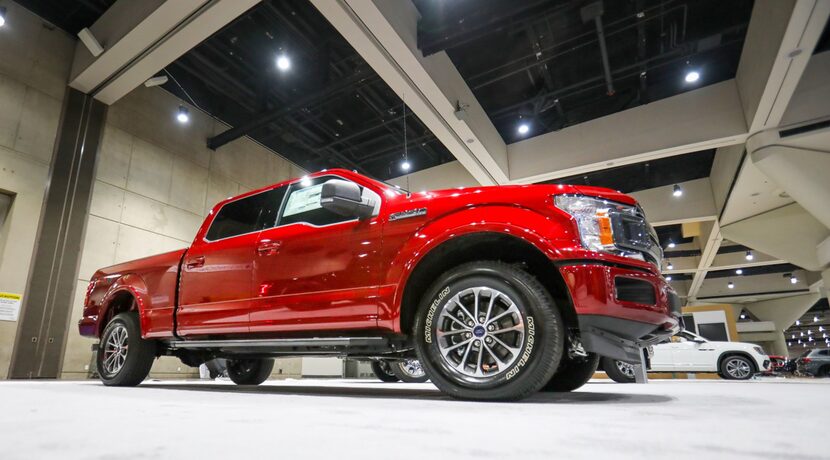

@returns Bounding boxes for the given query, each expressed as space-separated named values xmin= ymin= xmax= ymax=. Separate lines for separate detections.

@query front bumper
xmin=558 ymin=262 xmax=682 ymax=362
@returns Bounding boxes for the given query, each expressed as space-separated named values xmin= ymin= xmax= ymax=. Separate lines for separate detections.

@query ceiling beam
xmin=310 ymin=0 xmax=508 ymax=185
xmin=70 ymin=0 xmax=261 ymax=105
xmin=735 ymin=0 xmax=830 ymax=133
xmin=507 ymin=79 xmax=748 ymax=184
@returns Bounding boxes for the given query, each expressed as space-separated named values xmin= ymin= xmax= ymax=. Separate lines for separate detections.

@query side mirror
xmin=320 ymin=179 xmax=375 ymax=219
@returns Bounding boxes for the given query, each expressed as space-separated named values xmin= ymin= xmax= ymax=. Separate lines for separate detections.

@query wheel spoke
xmin=490 ymin=334 xmax=521 ymax=357
xmin=441 ymin=313 xmax=472 ymax=330
xmin=490 ymin=323 xmax=524 ymax=335
xmin=483 ymin=342 xmax=508 ymax=370
xmin=453 ymin=296 xmax=476 ymax=323
xmin=456 ymin=341 xmax=474 ymax=371
xmin=484 ymin=292 xmax=498 ymax=323
xmin=441 ymin=338 xmax=473 ymax=355
xmin=486 ymin=303 xmax=520 ymax=326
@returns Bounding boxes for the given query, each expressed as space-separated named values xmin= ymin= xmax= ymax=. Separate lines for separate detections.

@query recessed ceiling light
xmin=517 ymin=123 xmax=530 ymax=135
xmin=727 ymin=281 xmax=734 ymax=289
xmin=667 ymin=241 xmax=676 ymax=249
xmin=735 ymin=269 xmax=743 ymax=275
xmin=665 ymin=275 xmax=672 ymax=281
xmin=745 ymin=250 xmax=754 ymax=261
xmin=791 ymin=275 xmax=798 ymax=284
xmin=176 ymin=105 xmax=189 ymax=124
xmin=276 ymin=55 xmax=291 ymax=71
xmin=685 ymin=70 xmax=700 ymax=83
xmin=672 ymin=184 xmax=683 ymax=197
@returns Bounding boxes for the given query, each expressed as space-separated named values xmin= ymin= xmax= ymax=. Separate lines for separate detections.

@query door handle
xmin=186 ymin=256 xmax=205 ymax=269
xmin=257 ymin=240 xmax=282 ymax=256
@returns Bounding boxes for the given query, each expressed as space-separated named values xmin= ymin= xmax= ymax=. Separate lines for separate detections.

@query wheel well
xmin=718 ymin=352 xmax=757 ymax=373
xmin=99 ymin=291 xmax=137 ymax=336
xmin=399 ymin=232 xmax=575 ymax=334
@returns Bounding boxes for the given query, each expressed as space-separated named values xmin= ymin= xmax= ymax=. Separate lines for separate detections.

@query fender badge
xmin=389 ymin=208 xmax=427 ymax=221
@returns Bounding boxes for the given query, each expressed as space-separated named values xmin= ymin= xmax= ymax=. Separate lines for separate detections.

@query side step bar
xmin=169 ymin=336 xmax=388 ymax=350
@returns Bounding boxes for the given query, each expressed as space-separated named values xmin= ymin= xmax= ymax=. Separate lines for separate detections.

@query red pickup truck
xmin=79 ymin=169 xmax=680 ymax=400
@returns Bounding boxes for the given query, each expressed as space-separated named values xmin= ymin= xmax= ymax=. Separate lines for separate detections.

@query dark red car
xmin=79 ymin=169 xmax=680 ymax=400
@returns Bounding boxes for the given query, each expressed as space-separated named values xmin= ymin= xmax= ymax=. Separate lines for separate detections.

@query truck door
xmin=250 ymin=175 xmax=383 ymax=332
xmin=177 ymin=186 xmax=286 ymax=336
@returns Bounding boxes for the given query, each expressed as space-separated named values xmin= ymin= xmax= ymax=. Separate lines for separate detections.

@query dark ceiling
xmin=415 ymin=0 xmax=755 ymax=143
xmin=19 ymin=0 xmax=754 ymax=182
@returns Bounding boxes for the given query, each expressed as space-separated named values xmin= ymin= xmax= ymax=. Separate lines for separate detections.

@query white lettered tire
xmin=413 ymin=261 xmax=564 ymax=401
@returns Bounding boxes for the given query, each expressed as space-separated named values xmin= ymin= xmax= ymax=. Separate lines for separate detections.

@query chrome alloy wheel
xmin=616 ymin=360 xmax=636 ymax=380
xmin=725 ymin=357 xmax=752 ymax=379
xmin=399 ymin=359 xmax=426 ymax=378
xmin=434 ymin=287 xmax=526 ymax=381
xmin=103 ymin=324 xmax=128 ymax=377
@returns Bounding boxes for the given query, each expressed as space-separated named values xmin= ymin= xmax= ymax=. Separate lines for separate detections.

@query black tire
xmin=719 ymin=354 xmax=756 ymax=380
xmin=227 ymin=358 xmax=274 ymax=385
xmin=371 ymin=361 xmax=400 ymax=382
xmin=97 ymin=312 xmax=156 ymax=386
xmin=602 ymin=357 xmax=636 ymax=383
xmin=390 ymin=359 xmax=430 ymax=383
xmin=414 ymin=261 xmax=564 ymax=401
xmin=541 ymin=352 xmax=599 ymax=392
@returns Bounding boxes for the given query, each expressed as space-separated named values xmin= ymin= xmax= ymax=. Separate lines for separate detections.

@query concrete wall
xmin=0 ymin=3 xmax=75 ymax=379
xmin=60 ymin=85 xmax=307 ymax=379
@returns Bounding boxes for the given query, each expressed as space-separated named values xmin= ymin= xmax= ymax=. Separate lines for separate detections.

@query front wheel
xmin=720 ymin=355 xmax=755 ymax=380
xmin=414 ymin=261 xmax=564 ymax=401
xmin=391 ymin=359 xmax=429 ymax=383
xmin=601 ymin=357 xmax=636 ymax=383
xmin=227 ymin=358 xmax=274 ymax=385
xmin=541 ymin=352 xmax=599 ymax=392
xmin=97 ymin=312 xmax=157 ymax=386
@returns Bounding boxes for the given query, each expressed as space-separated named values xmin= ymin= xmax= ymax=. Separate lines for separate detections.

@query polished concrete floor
xmin=0 ymin=377 xmax=824 ymax=459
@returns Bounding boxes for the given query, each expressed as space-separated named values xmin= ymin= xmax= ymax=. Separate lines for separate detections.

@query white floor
xmin=0 ymin=377 xmax=825 ymax=460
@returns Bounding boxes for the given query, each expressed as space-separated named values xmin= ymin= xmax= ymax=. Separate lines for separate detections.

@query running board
xmin=168 ymin=336 xmax=391 ymax=352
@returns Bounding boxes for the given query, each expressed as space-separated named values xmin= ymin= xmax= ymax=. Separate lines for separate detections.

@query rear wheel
xmin=97 ymin=312 xmax=157 ymax=386
xmin=371 ymin=361 xmax=400 ymax=382
xmin=541 ymin=352 xmax=599 ymax=392
xmin=602 ymin=357 xmax=636 ymax=383
xmin=414 ymin=261 xmax=564 ymax=401
xmin=720 ymin=355 xmax=755 ymax=380
xmin=390 ymin=359 xmax=429 ymax=383
xmin=227 ymin=358 xmax=273 ymax=385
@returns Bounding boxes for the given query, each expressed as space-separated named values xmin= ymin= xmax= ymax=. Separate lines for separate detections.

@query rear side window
xmin=206 ymin=186 xmax=287 ymax=241
xmin=279 ymin=176 xmax=357 ymax=227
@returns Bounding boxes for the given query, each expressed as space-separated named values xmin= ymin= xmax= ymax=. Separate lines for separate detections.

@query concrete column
xmin=743 ymin=292 xmax=821 ymax=356
xmin=9 ymin=89 xmax=107 ymax=378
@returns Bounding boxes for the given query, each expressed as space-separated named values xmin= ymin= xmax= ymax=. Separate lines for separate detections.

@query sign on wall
xmin=0 ymin=292 xmax=22 ymax=321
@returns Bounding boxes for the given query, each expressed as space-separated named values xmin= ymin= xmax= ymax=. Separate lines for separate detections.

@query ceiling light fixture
xmin=176 ymin=105 xmax=189 ymax=124
xmin=796 ymin=320 xmax=801 ymax=326
xmin=727 ymin=281 xmax=734 ymax=289
xmin=517 ymin=123 xmax=530 ymax=135
xmin=401 ymin=160 xmax=411 ymax=172
xmin=814 ymin=316 xmax=819 ymax=323
xmin=667 ymin=241 xmax=676 ymax=249
xmin=0 ymin=7 xmax=7 ymax=28
xmin=740 ymin=313 xmax=746 ymax=319
xmin=665 ymin=275 xmax=672 ymax=281
xmin=735 ymin=269 xmax=743 ymax=275
xmin=790 ymin=274 xmax=798 ymax=284
xmin=276 ymin=54 xmax=291 ymax=71
xmin=672 ymin=184 xmax=683 ymax=197
xmin=666 ymin=260 xmax=674 ymax=270
xmin=745 ymin=250 xmax=754 ymax=261
xmin=684 ymin=70 xmax=700 ymax=83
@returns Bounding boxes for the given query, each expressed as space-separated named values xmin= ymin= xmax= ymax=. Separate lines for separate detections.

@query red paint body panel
xmin=79 ymin=168 xmax=676 ymax=347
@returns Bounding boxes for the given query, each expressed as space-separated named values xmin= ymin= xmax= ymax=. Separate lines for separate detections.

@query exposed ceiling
xmin=414 ymin=0 xmax=754 ymax=143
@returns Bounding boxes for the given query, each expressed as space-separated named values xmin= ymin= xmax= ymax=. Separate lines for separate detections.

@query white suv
xmin=603 ymin=330 xmax=771 ymax=382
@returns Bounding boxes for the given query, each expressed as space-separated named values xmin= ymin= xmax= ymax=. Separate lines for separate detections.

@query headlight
xmin=554 ymin=195 xmax=617 ymax=253
xmin=753 ymin=346 xmax=765 ymax=355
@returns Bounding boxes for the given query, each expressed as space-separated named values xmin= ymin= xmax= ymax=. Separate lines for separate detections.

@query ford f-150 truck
xmin=80 ymin=169 xmax=680 ymax=400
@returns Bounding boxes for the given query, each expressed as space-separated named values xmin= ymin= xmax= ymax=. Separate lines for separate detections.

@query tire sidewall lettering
xmin=424 ymin=286 xmax=450 ymax=344
xmin=505 ymin=315 xmax=535 ymax=380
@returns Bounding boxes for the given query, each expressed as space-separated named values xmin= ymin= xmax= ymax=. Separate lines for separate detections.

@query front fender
xmin=386 ymin=205 xmax=575 ymax=324
xmin=99 ymin=273 xmax=150 ymax=337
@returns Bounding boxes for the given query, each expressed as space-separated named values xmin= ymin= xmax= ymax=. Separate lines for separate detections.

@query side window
xmin=279 ymin=176 xmax=357 ymax=227
xmin=205 ymin=186 xmax=287 ymax=241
